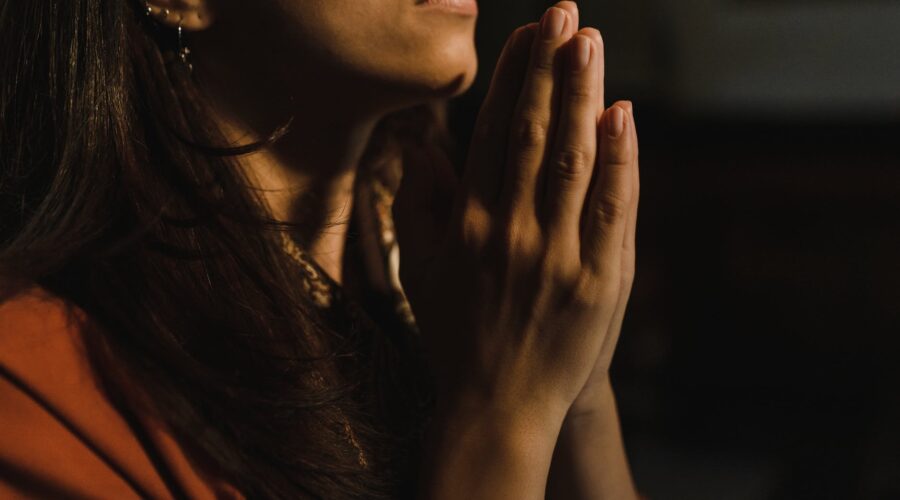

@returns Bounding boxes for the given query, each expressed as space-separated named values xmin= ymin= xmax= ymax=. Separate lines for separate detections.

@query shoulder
xmin=0 ymin=287 xmax=238 ymax=499
xmin=0 ymin=287 xmax=91 ymax=397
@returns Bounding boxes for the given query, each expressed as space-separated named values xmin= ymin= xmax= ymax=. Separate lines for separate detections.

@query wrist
xmin=421 ymin=395 xmax=567 ymax=500
xmin=437 ymin=377 xmax=573 ymax=429
xmin=549 ymin=376 xmax=640 ymax=500
xmin=567 ymin=373 xmax=615 ymax=421
xmin=432 ymin=386 xmax=569 ymax=445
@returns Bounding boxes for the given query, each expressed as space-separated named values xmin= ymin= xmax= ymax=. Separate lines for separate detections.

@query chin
xmin=400 ymin=39 xmax=479 ymax=101
xmin=423 ymin=55 xmax=478 ymax=98
xmin=337 ymin=30 xmax=478 ymax=113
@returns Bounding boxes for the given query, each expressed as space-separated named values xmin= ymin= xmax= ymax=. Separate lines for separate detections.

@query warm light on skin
xmin=146 ymin=0 xmax=479 ymax=282
xmin=136 ymin=3 xmax=641 ymax=498
xmin=188 ymin=0 xmax=479 ymax=126
xmin=263 ymin=0 xmax=480 ymax=101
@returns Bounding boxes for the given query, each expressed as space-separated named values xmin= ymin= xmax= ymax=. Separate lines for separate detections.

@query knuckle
xmin=581 ymin=238 xmax=626 ymax=285
xmin=458 ymin=201 xmax=491 ymax=248
xmin=604 ymin=149 xmax=629 ymax=167
xmin=594 ymin=191 xmax=630 ymax=223
xmin=593 ymin=270 xmax=623 ymax=300
xmin=510 ymin=118 xmax=547 ymax=153
xmin=570 ymin=286 xmax=598 ymax=309
xmin=604 ymin=141 xmax=633 ymax=166
xmin=539 ymin=253 xmax=579 ymax=287
xmin=472 ymin=119 xmax=498 ymax=144
xmin=530 ymin=48 xmax=556 ymax=75
xmin=492 ymin=218 xmax=519 ymax=257
xmin=569 ymin=278 xmax=608 ymax=308
xmin=550 ymin=147 xmax=589 ymax=183
xmin=494 ymin=216 xmax=540 ymax=259
xmin=566 ymin=80 xmax=594 ymax=101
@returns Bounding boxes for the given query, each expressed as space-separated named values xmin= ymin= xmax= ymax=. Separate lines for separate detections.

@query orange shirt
xmin=0 ymin=288 xmax=242 ymax=499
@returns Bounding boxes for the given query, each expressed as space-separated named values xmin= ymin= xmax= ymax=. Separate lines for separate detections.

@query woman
xmin=0 ymin=0 xmax=640 ymax=498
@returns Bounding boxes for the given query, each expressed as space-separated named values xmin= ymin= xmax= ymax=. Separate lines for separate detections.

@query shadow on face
xmin=192 ymin=0 xmax=479 ymax=119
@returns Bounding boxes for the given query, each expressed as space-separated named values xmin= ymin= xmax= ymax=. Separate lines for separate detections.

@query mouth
xmin=416 ymin=0 xmax=478 ymax=16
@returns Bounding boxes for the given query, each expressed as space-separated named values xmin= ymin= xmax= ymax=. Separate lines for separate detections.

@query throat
xmin=305 ymin=226 xmax=350 ymax=286
xmin=274 ymin=169 xmax=360 ymax=287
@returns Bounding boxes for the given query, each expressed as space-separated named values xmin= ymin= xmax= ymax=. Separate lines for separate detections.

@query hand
xmin=395 ymin=2 xmax=639 ymax=424
xmin=569 ymin=101 xmax=640 ymax=416
xmin=535 ymin=3 xmax=641 ymax=417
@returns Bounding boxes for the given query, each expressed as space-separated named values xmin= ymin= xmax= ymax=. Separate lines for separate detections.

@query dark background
xmin=447 ymin=1 xmax=900 ymax=498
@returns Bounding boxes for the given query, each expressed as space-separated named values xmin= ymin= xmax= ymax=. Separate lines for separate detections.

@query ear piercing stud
xmin=143 ymin=2 xmax=168 ymax=19
xmin=141 ymin=1 xmax=194 ymax=73
xmin=144 ymin=3 xmax=169 ymax=19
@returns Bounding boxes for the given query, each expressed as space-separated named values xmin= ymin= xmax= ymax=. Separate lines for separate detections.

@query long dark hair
xmin=0 ymin=0 xmax=451 ymax=497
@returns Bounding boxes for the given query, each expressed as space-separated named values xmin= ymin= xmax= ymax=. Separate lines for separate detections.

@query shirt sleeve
xmin=0 ymin=288 xmax=239 ymax=500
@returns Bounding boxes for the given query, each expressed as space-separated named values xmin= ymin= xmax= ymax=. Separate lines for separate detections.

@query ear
xmin=146 ymin=0 xmax=214 ymax=31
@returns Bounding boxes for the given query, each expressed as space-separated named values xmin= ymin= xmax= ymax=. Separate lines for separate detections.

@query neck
xmin=238 ymin=119 xmax=382 ymax=285
xmin=194 ymin=56 xmax=386 ymax=285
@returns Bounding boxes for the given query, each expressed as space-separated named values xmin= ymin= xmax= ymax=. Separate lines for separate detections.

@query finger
xmin=542 ymin=35 xmax=600 ymax=244
xmin=620 ymin=101 xmax=639 ymax=279
xmin=582 ymin=102 xmax=636 ymax=275
xmin=618 ymin=102 xmax=640 ymax=311
xmin=462 ymin=23 xmax=538 ymax=210
xmin=529 ymin=2 xmax=582 ymax=219
xmin=597 ymin=102 xmax=639 ymax=368
xmin=576 ymin=27 xmax=606 ymax=121
xmin=500 ymin=6 xmax=576 ymax=218
xmin=555 ymin=1 xmax=580 ymax=30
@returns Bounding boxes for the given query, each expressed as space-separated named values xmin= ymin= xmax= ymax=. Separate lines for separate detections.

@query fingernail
xmin=541 ymin=8 xmax=567 ymax=39
xmin=608 ymin=106 xmax=626 ymax=138
xmin=571 ymin=36 xmax=591 ymax=70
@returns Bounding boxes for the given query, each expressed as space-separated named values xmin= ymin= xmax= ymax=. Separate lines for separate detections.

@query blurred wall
xmin=658 ymin=0 xmax=900 ymax=118
xmin=466 ymin=0 xmax=900 ymax=118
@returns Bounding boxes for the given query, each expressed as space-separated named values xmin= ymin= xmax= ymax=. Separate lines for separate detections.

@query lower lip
xmin=417 ymin=0 xmax=478 ymax=16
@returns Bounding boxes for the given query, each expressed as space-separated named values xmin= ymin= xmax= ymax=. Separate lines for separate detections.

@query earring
xmin=177 ymin=19 xmax=193 ymax=73
xmin=144 ymin=2 xmax=170 ymax=20
xmin=140 ymin=1 xmax=195 ymax=73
